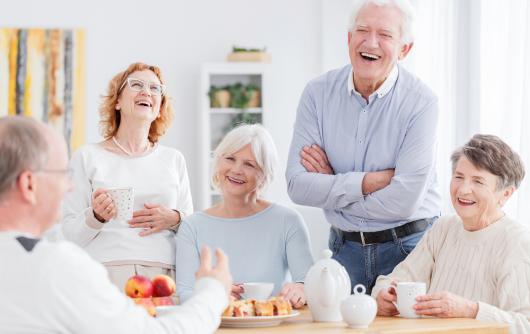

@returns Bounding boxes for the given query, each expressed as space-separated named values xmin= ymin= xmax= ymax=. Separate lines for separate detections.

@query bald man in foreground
xmin=0 ymin=116 xmax=232 ymax=334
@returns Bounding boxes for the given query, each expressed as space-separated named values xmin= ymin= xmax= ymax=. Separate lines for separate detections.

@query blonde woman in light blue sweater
xmin=176 ymin=124 xmax=314 ymax=308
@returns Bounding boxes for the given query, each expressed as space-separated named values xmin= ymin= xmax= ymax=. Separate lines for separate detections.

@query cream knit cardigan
xmin=372 ymin=214 xmax=530 ymax=333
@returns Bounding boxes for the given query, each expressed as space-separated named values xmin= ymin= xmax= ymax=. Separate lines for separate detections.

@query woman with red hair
xmin=61 ymin=63 xmax=192 ymax=291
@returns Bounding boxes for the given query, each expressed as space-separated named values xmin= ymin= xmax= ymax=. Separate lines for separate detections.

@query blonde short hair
xmin=211 ymin=124 xmax=277 ymax=196
xmin=98 ymin=62 xmax=174 ymax=142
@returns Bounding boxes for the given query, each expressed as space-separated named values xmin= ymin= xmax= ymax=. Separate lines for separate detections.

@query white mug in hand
xmin=106 ymin=188 xmax=134 ymax=221
xmin=387 ymin=282 xmax=426 ymax=318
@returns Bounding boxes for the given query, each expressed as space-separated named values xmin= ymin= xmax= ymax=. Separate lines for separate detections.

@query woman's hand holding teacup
xmin=128 ymin=203 xmax=180 ymax=236
xmin=91 ymin=188 xmax=115 ymax=222
xmin=231 ymin=283 xmax=244 ymax=299
xmin=276 ymin=282 xmax=306 ymax=309
xmin=375 ymin=281 xmax=400 ymax=316
xmin=413 ymin=291 xmax=478 ymax=318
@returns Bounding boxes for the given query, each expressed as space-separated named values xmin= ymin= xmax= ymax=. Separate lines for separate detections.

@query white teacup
xmin=388 ymin=282 xmax=426 ymax=318
xmin=107 ymin=188 xmax=134 ymax=221
xmin=242 ymin=283 xmax=274 ymax=301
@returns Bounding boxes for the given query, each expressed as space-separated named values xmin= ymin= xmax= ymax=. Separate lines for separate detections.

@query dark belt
xmin=332 ymin=218 xmax=433 ymax=246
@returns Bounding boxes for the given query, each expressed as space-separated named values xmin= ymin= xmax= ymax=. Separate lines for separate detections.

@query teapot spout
xmin=317 ymin=267 xmax=336 ymax=308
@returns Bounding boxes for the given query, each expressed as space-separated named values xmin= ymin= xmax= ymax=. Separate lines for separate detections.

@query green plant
xmin=226 ymin=83 xmax=260 ymax=110
xmin=232 ymin=46 xmax=267 ymax=52
xmin=207 ymin=85 xmax=230 ymax=108
xmin=223 ymin=112 xmax=263 ymax=135
xmin=228 ymin=83 xmax=249 ymax=109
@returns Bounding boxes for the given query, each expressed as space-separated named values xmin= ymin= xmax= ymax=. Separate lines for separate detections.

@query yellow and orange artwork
xmin=0 ymin=28 xmax=85 ymax=154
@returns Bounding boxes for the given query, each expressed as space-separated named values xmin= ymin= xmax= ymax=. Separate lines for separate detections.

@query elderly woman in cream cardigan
xmin=373 ymin=134 xmax=529 ymax=333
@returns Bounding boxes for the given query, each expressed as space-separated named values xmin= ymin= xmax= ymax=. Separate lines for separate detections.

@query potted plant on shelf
xmin=227 ymin=46 xmax=271 ymax=62
xmin=245 ymin=83 xmax=260 ymax=108
xmin=208 ymin=85 xmax=231 ymax=108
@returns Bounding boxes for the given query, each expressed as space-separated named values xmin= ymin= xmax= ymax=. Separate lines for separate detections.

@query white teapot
xmin=305 ymin=249 xmax=351 ymax=322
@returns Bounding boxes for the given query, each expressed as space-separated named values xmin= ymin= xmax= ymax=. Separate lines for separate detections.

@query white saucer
xmin=220 ymin=310 xmax=300 ymax=328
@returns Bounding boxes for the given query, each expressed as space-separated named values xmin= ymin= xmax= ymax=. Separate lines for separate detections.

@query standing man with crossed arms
xmin=286 ymin=0 xmax=442 ymax=294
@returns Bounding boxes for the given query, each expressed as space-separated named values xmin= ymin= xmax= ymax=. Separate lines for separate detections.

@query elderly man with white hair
xmin=0 ymin=116 xmax=232 ymax=334
xmin=286 ymin=0 xmax=442 ymax=294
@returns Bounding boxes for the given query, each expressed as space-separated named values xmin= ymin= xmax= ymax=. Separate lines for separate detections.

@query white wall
xmin=3 ymin=0 xmax=323 ymax=209
xmin=5 ymin=0 xmax=336 ymax=256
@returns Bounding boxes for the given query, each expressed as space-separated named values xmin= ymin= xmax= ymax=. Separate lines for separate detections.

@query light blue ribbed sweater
xmin=175 ymin=203 xmax=314 ymax=303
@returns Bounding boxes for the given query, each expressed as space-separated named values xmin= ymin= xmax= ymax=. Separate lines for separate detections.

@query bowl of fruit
xmin=125 ymin=274 xmax=179 ymax=317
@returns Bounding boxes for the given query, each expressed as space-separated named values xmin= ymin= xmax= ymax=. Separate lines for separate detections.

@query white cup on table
xmin=388 ymin=282 xmax=426 ymax=318
xmin=242 ymin=283 xmax=274 ymax=301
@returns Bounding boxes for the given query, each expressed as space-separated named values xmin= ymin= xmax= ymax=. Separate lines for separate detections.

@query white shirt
xmin=0 ymin=231 xmax=228 ymax=334
xmin=61 ymin=143 xmax=193 ymax=266
xmin=348 ymin=64 xmax=398 ymax=98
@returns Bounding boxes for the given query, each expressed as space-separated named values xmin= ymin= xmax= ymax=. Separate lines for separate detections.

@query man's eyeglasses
xmin=118 ymin=78 xmax=166 ymax=96
xmin=15 ymin=169 xmax=74 ymax=182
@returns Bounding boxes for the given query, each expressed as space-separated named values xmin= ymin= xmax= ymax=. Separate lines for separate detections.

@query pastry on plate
xmin=222 ymin=295 xmax=238 ymax=316
xmin=269 ymin=297 xmax=292 ymax=316
xmin=255 ymin=300 xmax=274 ymax=316
xmin=234 ymin=299 xmax=256 ymax=317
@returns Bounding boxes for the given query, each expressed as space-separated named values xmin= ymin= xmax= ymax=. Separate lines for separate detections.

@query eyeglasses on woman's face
xmin=118 ymin=78 xmax=166 ymax=96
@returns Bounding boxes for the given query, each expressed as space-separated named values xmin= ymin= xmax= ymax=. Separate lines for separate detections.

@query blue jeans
xmin=328 ymin=217 xmax=438 ymax=295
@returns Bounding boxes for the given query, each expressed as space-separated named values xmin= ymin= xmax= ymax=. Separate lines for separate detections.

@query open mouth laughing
xmin=360 ymin=52 xmax=380 ymax=61
xmin=227 ymin=176 xmax=245 ymax=185
xmin=458 ymin=198 xmax=476 ymax=206
xmin=135 ymin=100 xmax=152 ymax=107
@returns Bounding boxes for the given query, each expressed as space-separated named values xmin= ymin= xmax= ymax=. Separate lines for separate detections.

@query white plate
xmin=220 ymin=310 xmax=300 ymax=328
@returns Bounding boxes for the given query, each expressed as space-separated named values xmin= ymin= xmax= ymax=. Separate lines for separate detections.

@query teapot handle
xmin=387 ymin=285 xmax=399 ymax=311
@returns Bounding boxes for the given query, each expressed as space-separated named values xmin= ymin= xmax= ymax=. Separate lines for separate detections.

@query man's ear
xmin=16 ymin=170 xmax=38 ymax=205
xmin=348 ymin=31 xmax=352 ymax=45
xmin=398 ymin=42 xmax=414 ymax=60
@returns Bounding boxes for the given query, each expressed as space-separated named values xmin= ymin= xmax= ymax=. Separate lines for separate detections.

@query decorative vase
xmin=211 ymin=90 xmax=231 ymax=108
xmin=246 ymin=91 xmax=261 ymax=108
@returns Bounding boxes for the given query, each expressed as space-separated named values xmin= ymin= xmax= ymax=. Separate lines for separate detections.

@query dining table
xmin=215 ymin=306 xmax=509 ymax=333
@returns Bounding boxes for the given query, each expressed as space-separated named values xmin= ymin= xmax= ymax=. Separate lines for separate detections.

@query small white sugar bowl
xmin=340 ymin=284 xmax=377 ymax=328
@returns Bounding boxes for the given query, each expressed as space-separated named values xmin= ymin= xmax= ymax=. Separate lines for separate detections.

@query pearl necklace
xmin=112 ymin=136 xmax=150 ymax=156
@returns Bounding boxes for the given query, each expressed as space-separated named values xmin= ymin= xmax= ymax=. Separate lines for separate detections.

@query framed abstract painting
xmin=0 ymin=28 xmax=85 ymax=154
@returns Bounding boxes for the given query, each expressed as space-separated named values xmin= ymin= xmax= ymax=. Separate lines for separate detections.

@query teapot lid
xmin=313 ymin=249 xmax=343 ymax=269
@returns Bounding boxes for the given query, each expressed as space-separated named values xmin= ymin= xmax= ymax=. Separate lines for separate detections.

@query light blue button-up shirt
xmin=286 ymin=64 xmax=443 ymax=232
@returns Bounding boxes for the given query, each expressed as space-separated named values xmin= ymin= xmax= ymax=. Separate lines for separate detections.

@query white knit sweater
xmin=61 ymin=143 xmax=193 ymax=266
xmin=372 ymin=214 xmax=530 ymax=333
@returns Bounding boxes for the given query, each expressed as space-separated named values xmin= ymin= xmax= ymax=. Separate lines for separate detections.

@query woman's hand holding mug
xmin=91 ymin=188 xmax=115 ymax=222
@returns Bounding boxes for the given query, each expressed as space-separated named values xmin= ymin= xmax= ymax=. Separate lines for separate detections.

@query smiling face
xmin=348 ymin=3 xmax=412 ymax=86
xmin=217 ymin=144 xmax=265 ymax=199
xmin=116 ymin=70 xmax=162 ymax=124
xmin=450 ymin=156 xmax=513 ymax=231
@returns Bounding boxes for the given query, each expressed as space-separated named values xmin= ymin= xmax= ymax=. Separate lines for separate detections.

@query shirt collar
xmin=348 ymin=65 xmax=399 ymax=98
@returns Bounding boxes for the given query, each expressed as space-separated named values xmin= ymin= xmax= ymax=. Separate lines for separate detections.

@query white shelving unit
xmin=199 ymin=62 xmax=271 ymax=210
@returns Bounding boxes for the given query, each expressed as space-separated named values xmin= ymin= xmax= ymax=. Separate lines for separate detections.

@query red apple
xmin=152 ymin=275 xmax=176 ymax=297
xmin=152 ymin=297 xmax=175 ymax=307
xmin=133 ymin=298 xmax=156 ymax=317
xmin=125 ymin=275 xmax=154 ymax=298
